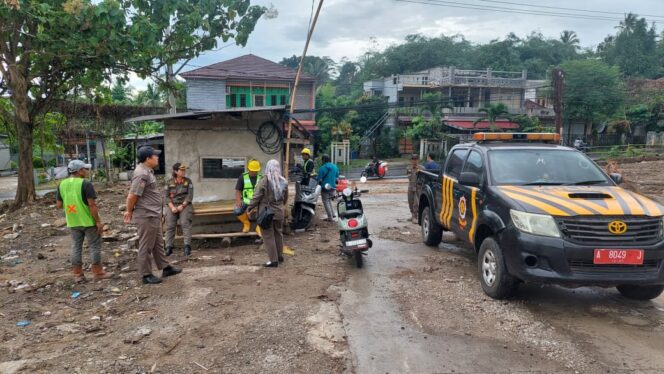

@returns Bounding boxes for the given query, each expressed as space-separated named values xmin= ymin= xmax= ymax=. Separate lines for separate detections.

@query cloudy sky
xmin=131 ymin=0 xmax=663 ymax=90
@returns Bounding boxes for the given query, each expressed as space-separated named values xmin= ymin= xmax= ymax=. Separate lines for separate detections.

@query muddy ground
xmin=0 ymin=181 xmax=348 ymax=373
xmin=2 ymin=159 xmax=664 ymax=373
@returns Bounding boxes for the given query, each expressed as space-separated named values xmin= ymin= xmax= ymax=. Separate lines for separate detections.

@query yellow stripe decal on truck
xmin=468 ymin=188 xmax=478 ymax=244
xmin=446 ymin=178 xmax=455 ymax=227
xmin=501 ymin=186 xmax=595 ymax=215
xmin=613 ymin=188 xmax=645 ymax=215
xmin=629 ymin=191 xmax=662 ymax=216
xmin=440 ymin=176 xmax=449 ymax=227
xmin=502 ymin=191 xmax=571 ymax=216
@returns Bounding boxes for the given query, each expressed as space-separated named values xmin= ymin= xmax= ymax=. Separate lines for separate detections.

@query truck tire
xmin=478 ymin=237 xmax=518 ymax=299
xmin=616 ymin=285 xmax=664 ymax=300
xmin=421 ymin=206 xmax=443 ymax=246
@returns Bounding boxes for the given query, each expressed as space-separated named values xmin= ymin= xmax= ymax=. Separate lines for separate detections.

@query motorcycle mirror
xmin=343 ymin=188 xmax=353 ymax=197
xmin=360 ymin=176 xmax=367 ymax=183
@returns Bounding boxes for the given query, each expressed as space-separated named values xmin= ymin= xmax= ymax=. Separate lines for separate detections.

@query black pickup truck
xmin=416 ymin=133 xmax=664 ymax=300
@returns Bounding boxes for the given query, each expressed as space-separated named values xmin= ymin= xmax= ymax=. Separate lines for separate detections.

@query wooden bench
xmin=174 ymin=200 xmax=259 ymax=241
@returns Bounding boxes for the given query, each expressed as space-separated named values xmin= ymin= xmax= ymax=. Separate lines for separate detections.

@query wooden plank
xmin=176 ymin=232 xmax=259 ymax=240
xmin=192 ymin=200 xmax=236 ymax=216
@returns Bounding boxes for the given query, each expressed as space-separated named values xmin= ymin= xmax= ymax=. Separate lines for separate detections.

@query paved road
xmin=343 ymin=162 xmax=408 ymax=180
xmin=339 ymin=184 xmax=664 ymax=373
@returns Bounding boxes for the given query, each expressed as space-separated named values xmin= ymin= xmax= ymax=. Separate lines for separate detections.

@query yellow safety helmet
xmin=247 ymin=159 xmax=261 ymax=172
xmin=301 ymin=148 xmax=311 ymax=156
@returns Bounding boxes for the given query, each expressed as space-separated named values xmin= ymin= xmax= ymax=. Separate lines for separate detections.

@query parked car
xmin=416 ymin=132 xmax=664 ymax=300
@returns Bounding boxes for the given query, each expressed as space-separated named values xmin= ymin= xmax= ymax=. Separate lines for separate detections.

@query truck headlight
xmin=510 ymin=210 xmax=561 ymax=238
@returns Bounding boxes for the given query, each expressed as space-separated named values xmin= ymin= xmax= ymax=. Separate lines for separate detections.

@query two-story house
xmin=181 ymin=54 xmax=317 ymax=132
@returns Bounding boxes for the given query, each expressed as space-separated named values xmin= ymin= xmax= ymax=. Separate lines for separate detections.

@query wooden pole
xmin=284 ymin=0 xmax=324 ymax=179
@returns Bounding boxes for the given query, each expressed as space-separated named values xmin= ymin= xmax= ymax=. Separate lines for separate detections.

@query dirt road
xmin=2 ymin=159 xmax=664 ymax=373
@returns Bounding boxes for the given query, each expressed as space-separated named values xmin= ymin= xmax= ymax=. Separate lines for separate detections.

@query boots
xmin=72 ymin=265 xmax=85 ymax=283
xmin=91 ymin=264 xmax=113 ymax=280
xmin=238 ymin=212 xmax=251 ymax=233
xmin=184 ymin=244 xmax=192 ymax=256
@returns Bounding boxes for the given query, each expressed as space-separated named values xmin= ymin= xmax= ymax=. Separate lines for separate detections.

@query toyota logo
xmin=608 ymin=220 xmax=628 ymax=235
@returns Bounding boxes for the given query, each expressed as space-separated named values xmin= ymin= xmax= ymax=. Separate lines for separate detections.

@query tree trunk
xmin=14 ymin=116 xmax=36 ymax=207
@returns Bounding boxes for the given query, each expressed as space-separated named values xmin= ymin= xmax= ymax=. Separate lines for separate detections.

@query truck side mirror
xmin=609 ymin=173 xmax=623 ymax=185
xmin=459 ymin=172 xmax=480 ymax=187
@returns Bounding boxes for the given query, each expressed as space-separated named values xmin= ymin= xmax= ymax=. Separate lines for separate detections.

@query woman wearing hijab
xmin=247 ymin=159 xmax=289 ymax=267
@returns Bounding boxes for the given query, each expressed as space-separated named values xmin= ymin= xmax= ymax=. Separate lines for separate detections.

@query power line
xmin=395 ymin=0 xmax=657 ymax=23
xmin=478 ymin=0 xmax=664 ymax=20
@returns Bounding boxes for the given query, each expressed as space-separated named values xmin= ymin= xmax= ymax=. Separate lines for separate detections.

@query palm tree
xmin=617 ymin=13 xmax=639 ymax=33
xmin=473 ymin=103 xmax=511 ymax=130
xmin=560 ymin=30 xmax=580 ymax=50
xmin=134 ymin=83 xmax=163 ymax=107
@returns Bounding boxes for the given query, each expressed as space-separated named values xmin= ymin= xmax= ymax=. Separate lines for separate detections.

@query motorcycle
xmin=361 ymin=161 xmax=388 ymax=179
xmin=291 ymin=177 xmax=321 ymax=230
xmin=337 ymin=178 xmax=372 ymax=268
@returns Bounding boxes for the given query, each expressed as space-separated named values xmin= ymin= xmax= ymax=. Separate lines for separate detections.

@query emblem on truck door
xmin=458 ymin=196 xmax=467 ymax=230
xmin=608 ymin=220 xmax=627 ymax=235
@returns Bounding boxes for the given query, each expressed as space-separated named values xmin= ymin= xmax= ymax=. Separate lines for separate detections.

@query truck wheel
xmin=478 ymin=237 xmax=518 ymax=299
xmin=616 ymin=285 xmax=664 ymax=300
xmin=421 ymin=207 xmax=442 ymax=246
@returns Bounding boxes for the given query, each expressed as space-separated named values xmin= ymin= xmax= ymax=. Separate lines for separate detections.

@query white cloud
xmin=128 ymin=0 xmax=663 ymax=89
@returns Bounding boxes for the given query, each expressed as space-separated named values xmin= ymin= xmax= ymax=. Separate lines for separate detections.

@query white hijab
xmin=264 ymin=159 xmax=287 ymax=201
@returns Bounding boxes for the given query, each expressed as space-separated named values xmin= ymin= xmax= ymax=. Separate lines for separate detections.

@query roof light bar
xmin=472 ymin=132 xmax=561 ymax=142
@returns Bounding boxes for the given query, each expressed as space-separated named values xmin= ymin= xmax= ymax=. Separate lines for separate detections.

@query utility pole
xmin=552 ymin=68 xmax=565 ymax=142
xmin=283 ymin=0 xmax=324 ymax=179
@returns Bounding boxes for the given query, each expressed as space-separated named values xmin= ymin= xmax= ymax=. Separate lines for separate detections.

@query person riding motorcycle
xmin=235 ymin=159 xmax=262 ymax=234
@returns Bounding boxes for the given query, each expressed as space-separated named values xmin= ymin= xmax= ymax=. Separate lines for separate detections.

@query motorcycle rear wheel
xmin=354 ymin=251 xmax=364 ymax=268
xmin=291 ymin=206 xmax=314 ymax=230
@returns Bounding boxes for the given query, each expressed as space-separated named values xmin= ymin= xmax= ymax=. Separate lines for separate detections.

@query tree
xmin=111 ymin=80 xmax=132 ymax=104
xmin=600 ymin=13 xmax=659 ymax=77
xmin=559 ymin=59 xmax=625 ymax=136
xmin=0 ymin=0 xmax=265 ymax=207
xmin=473 ymin=103 xmax=511 ymax=129
xmin=279 ymin=55 xmax=335 ymax=85
xmin=134 ymin=83 xmax=164 ymax=107
xmin=560 ymin=30 xmax=580 ymax=49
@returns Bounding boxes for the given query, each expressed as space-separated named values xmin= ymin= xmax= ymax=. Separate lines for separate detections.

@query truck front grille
xmin=557 ymin=216 xmax=662 ymax=246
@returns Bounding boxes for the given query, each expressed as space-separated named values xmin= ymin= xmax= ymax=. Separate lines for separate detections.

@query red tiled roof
xmin=181 ymin=54 xmax=315 ymax=82
xmin=445 ymin=120 xmax=519 ymax=130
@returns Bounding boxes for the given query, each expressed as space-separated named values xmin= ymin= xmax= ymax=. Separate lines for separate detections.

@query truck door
xmin=455 ymin=150 xmax=485 ymax=245
xmin=440 ymin=148 xmax=468 ymax=232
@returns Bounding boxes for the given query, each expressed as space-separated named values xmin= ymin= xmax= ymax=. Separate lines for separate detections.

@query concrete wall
xmin=186 ymin=79 xmax=227 ymax=111
xmin=164 ymin=111 xmax=283 ymax=202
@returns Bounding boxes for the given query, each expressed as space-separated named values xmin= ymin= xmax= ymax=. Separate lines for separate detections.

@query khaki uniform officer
xmin=406 ymin=154 xmax=420 ymax=223
xmin=124 ymin=146 xmax=182 ymax=285
xmin=235 ymin=159 xmax=262 ymax=234
xmin=164 ymin=162 xmax=194 ymax=257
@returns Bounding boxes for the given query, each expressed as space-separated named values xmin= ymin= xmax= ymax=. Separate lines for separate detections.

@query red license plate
xmin=593 ymin=249 xmax=644 ymax=265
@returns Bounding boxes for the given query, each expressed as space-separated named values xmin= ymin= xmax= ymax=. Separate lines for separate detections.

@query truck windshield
xmin=487 ymin=149 xmax=610 ymax=186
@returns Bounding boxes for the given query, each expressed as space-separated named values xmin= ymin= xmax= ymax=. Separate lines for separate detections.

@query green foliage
xmin=279 ymin=55 xmax=336 ymax=85
xmin=607 ymin=146 xmax=622 ymax=158
xmin=108 ymin=141 xmax=132 ymax=168
xmin=511 ymin=115 xmax=554 ymax=133
xmin=111 ymin=80 xmax=132 ymax=104
xmin=473 ymin=103 xmax=511 ymax=129
xmin=1 ymin=0 xmax=266 ymax=204
xmin=599 ymin=14 xmax=659 ymax=78
xmin=134 ymin=121 xmax=164 ymax=135
xmin=559 ymin=59 xmax=624 ymax=128
xmin=406 ymin=116 xmax=444 ymax=141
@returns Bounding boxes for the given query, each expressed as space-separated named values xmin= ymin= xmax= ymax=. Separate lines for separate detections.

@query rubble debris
xmin=124 ymin=327 xmax=152 ymax=344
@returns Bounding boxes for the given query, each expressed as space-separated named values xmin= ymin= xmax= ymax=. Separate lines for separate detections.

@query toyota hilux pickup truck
xmin=416 ymin=132 xmax=664 ymax=300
